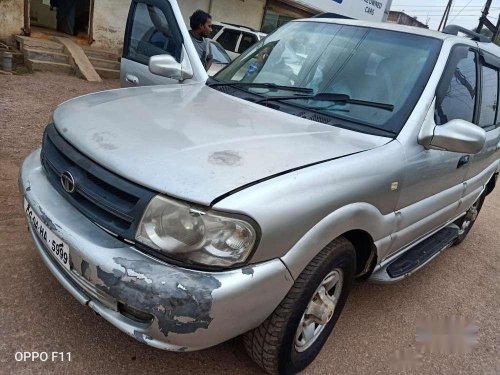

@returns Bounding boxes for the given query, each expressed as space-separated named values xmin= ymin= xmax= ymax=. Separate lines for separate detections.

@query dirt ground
xmin=0 ymin=72 xmax=499 ymax=375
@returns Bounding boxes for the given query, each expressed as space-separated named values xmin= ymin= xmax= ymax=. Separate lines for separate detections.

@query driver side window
xmin=435 ymin=47 xmax=478 ymax=125
xmin=126 ymin=2 xmax=183 ymax=65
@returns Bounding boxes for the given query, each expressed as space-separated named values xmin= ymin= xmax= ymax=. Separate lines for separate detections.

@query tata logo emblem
xmin=60 ymin=171 xmax=76 ymax=193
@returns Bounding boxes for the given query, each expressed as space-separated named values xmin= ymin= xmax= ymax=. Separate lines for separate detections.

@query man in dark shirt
xmin=189 ymin=10 xmax=213 ymax=71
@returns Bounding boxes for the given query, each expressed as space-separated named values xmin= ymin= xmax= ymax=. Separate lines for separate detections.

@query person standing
xmin=189 ymin=10 xmax=213 ymax=71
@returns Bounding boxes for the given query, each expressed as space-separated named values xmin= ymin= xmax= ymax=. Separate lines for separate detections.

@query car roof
xmin=478 ymin=39 xmax=500 ymax=56
xmin=212 ymin=21 xmax=262 ymax=35
xmin=296 ymin=18 xmax=454 ymax=41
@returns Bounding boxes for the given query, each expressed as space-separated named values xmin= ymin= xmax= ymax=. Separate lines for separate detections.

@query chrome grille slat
xmin=41 ymin=124 xmax=155 ymax=240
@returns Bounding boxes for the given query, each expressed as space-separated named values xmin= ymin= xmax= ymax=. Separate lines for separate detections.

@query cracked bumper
xmin=19 ymin=150 xmax=294 ymax=351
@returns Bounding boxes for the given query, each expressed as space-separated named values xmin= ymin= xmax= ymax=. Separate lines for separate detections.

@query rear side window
xmin=479 ymin=64 xmax=499 ymax=128
xmin=217 ymin=29 xmax=240 ymax=52
xmin=435 ymin=47 xmax=478 ymax=125
xmin=210 ymin=24 xmax=223 ymax=38
xmin=238 ymin=33 xmax=258 ymax=53
xmin=126 ymin=2 xmax=183 ymax=64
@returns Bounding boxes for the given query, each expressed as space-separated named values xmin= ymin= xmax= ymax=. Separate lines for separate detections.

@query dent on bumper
xmin=20 ymin=150 xmax=294 ymax=351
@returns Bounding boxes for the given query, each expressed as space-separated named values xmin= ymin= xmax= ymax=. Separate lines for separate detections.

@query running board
xmin=369 ymin=225 xmax=459 ymax=283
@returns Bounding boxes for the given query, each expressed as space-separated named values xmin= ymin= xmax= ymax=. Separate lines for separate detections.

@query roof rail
xmin=312 ymin=12 xmax=355 ymax=20
xmin=442 ymin=25 xmax=491 ymax=43
xmin=220 ymin=22 xmax=256 ymax=32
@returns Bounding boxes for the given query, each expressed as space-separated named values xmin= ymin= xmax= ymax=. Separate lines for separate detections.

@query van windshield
xmin=213 ymin=21 xmax=442 ymax=135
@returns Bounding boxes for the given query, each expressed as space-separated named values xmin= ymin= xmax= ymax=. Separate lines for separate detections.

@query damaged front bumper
xmin=19 ymin=150 xmax=294 ymax=351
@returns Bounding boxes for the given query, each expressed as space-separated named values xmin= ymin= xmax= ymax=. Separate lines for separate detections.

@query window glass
xmin=210 ymin=24 xmax=223 ymax=39
xmin=127 ymin=3 xmax=183 ymax=64
xmin=435 ymin=49 xmax=477 ymax=125
xmin=479 ymin=64 xmax=498 ymax=127
xmin=238 ymin=33 xmax=258 ymax=53
xmin=216 ymin=22 xmax=441 ymax=133
xmin=217 ymin=29 xmax=240 ymax=52
xmin=211 ymin=42 xmax=231 ymax=64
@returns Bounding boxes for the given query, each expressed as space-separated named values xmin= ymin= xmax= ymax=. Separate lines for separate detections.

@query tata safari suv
xmin=20 ymin=1 xmax=499 ymax=374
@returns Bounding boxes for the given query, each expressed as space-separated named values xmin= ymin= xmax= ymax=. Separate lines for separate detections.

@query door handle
xmin=125 ymin=74 xmax=139 ymax=85
xmin=457 ymin=155 xmax=470 ymax=168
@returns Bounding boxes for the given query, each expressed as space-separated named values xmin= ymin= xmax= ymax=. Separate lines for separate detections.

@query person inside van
xmin=189 ymin=10 xmax=213 ymax=71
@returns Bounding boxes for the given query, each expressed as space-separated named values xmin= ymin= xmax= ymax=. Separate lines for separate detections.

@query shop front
xmin=261 ymin=0 xmax=316 ymax=34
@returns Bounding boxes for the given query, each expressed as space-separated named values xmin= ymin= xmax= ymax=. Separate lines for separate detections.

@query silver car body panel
xmin=20 ymin=150 xmax=294 ymax=351
xmin=20 ymin=14 xmax=500 ymax=351
xmin=53 ymin=84 xmax=390 ymax=206
xmin=120 ymin=0 xmax=207 ymax=88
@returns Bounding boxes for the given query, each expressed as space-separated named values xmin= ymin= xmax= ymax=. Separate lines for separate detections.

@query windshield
xmin=214 ymin=21 xmax=442 ymax=134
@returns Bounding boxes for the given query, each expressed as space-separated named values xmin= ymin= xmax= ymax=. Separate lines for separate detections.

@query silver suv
xmin=20 ymin=1 xmax=499 ymax=374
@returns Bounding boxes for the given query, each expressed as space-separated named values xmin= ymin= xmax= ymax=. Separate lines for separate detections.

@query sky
xmin=390 ymin=0 xmax=500 ymax=30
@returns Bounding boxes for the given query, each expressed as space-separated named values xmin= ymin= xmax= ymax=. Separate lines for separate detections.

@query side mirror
xmin=149 ymin=54 xmax=193 ymax=81
xmin=430 ymin=119 xmax=486 ymax=154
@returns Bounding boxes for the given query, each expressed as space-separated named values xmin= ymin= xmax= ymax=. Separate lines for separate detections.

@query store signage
xmin=294 ymin=0 xmax=388 ymax=22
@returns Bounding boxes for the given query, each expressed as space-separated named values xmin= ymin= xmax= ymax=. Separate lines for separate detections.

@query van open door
xmin=120 ymin=0 xmax=207 ymax=87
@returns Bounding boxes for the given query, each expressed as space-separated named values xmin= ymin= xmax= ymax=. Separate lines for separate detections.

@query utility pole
xmin=477 ymin=0 xmax=500 ymax=43
xmin=438 ymin=0 xmax=453 ymax=31
xmin=477 ymin=0 xmax=492 ymax=33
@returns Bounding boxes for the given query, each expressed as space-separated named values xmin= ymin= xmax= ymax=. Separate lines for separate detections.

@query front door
xmin=120 ymin=0 xmax=206 ymax=87
xmin=463 ymin=51 xmax=500 ymax=196
xmin=388 ymin=44 xmax=480 ymax=257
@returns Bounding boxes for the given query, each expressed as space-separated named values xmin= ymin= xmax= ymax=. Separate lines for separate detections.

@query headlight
xmin=135 ymin=195 xmax=258 ymax=267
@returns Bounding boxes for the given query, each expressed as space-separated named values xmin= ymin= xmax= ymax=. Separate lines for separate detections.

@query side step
xmin=370 ymin=225 xmax=459 ymax=283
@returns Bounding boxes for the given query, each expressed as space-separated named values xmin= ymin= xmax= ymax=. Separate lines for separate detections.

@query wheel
xmin=244 ymin=237 xmax=356 ymax=375
xmin=454 ymin=192 xmax=486 ymax=245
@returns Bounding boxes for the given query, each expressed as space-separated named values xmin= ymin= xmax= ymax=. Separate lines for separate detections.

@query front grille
xmin=41 ymin=124 xmax=156 ymax=241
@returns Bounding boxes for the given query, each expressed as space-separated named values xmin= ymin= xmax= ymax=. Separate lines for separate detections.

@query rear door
xmin=237 ymin=32 xmax=259 ymax=55
xmin=120 ymin=0 xmax=207 ymax=87
xmin=216 ymin=28 xmax=242 ymax=59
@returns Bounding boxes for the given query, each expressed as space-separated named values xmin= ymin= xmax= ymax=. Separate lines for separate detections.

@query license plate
xmin=24 ymin=198 xmax=71 ymax=271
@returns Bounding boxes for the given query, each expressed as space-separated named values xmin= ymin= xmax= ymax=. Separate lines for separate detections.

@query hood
xmin=53 ymin=84 xmax=390 ymax=205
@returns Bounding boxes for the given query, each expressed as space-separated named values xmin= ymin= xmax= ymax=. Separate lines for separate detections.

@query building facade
xmin=1 ymin=0 xmax=392 ymax=51
xmin=387 ymin=11 xmax=428 ymax=29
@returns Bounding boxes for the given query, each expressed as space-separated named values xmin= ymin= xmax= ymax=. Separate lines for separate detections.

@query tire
xmin=453 ymin=192 xmax=486 ymax=246
xmin=244 ymin=237 xmax=356 ymax=375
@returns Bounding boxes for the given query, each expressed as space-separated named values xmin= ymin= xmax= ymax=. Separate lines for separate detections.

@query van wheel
xmin=454 ymin=193 xmax=485 ymax=245
xmin=243 ymin=237 xmax=356 ymax=375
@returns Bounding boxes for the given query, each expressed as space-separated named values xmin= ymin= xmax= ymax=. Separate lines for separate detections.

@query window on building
xmin=261 ymin=10 xmax=295 ymax=34
xmin=435 ymin=48 xmax=477 ymax=125
xmin=127 ymin=2 xmax=183 ymax=64
xmin=217 ymin=29 xmax=241 ymax=52
xmin=238 ymin=33 xmax=258 ymax=54
xmin=479 ymin=64 xmax=499 ymax=128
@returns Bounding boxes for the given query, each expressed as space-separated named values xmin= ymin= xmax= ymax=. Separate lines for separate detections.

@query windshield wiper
xmin=255 ymin=93 xmax=395 ymax=112
xmin=208 ymin=81 xmax=313 ymax=94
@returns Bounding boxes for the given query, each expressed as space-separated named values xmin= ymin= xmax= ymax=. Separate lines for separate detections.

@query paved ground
xmin=0 ymin=72 xmax=499 ymax=375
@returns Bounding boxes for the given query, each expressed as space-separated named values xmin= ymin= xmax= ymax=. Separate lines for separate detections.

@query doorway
xmin=29 ymin=0 xmax=92 ymax=38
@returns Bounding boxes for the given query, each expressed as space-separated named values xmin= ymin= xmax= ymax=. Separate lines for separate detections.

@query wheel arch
xmin=281 ymin=203 xmax=393 ymax=280
xmin=485 ymin=171 xmax=498 ymax=196
xmin=342 ymin=229 xmax=377 ymax=278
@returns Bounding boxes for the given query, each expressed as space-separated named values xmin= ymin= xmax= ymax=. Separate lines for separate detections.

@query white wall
xmin=91 ymin=0 xmax=266 ymax=51
xmin=178 ymin=0 xmax=210 ymax=27
xmin=0 ymin=0 xmax=24 ymax=44
xmin=210 ymin=0 xmax=266 ymax=30
xmin=179 ymin=0 xmax=265 ymax=30
xmin=92 ymin=0 xmax=132 ymax=52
